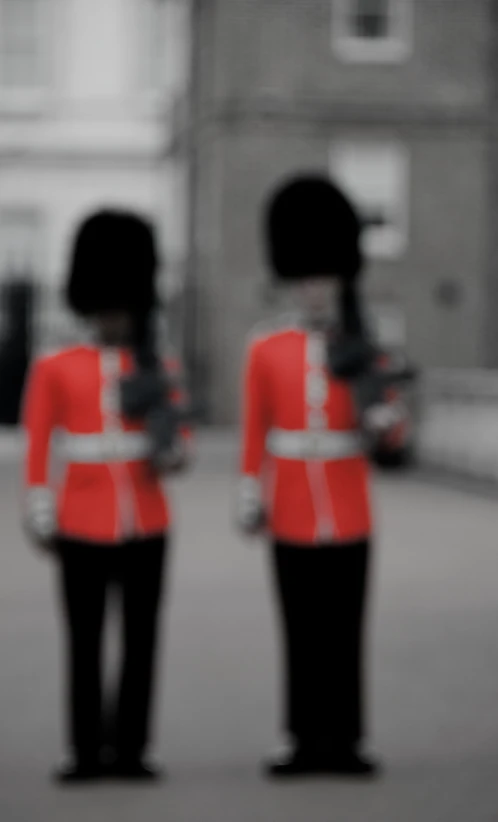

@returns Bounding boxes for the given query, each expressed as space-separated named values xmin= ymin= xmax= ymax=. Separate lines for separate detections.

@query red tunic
xmin=241 ymin=319 xmax=387 ymax=546
xmin=22 ymin=344 xmax=192 ymax=544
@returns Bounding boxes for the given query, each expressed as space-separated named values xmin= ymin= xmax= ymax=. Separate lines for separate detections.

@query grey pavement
xmin=0 ymin=431 xmax=498 ymax=822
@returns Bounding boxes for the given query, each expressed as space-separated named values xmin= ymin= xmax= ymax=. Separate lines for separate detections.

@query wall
xmin=189 ymin=0 xmax=494 ymax=422
xmin=207 ymin=0 xmax=490 ymax=110
xmin=417 ymin=369 xmax=498 ymax=484
xmin=195 ymin=122 xmax=488 ymax=423
xmin=0 ymin=0 xmax=191 ymax=353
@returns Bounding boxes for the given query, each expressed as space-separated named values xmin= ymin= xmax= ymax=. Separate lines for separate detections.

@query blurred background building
xmin=184 ymin=0 xmax=495 ymax=423
xmin=0 ymin=0 xmax=497 ymax=444
xmin=0 ymin=0 xmax=190 ymax=357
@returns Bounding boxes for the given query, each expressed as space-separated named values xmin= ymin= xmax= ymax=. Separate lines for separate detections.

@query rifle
xmin=328 ymin=282 xmax=418 ymax=414
xmin=119 ymin=308 xmax=188 ymax=470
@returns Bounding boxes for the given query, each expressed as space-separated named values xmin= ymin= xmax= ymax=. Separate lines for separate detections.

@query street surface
xmin=0 ymin=432 xmax=497 ymax=822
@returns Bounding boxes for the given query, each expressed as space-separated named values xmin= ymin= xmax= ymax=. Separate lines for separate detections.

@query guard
xmin=237 ymin=175 xmax=409 ymax=778
xmin=22 ymin=210 xmax=192 ymax=783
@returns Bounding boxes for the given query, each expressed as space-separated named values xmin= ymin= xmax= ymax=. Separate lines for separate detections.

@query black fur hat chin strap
xmin=130 ymin=309 xmax=158 ymax=370
xmin=339 ymin=280 xmax=367 ymax=338
xmin=328 ymin=280 xmax=377 ymax=380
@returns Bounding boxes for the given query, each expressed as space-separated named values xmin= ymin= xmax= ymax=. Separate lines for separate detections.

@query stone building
xmin=1 ymin=0 xmax=495 ymax=424
xmin=0 ymin=0 xmax=190 ymax=351
xmin=182 ymin=0 xmax=496 ymax=423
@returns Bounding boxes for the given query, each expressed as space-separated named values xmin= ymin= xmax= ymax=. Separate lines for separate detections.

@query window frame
xmin=0 ymin=0 xmax=54 ymax=112
xmin=133 ymin=0 xmax=191 ymax=114
xmin=331 ymin=0 xmax=413 ymax=64
xmin=0 ymin=206 xmax=46 ymax=279
xmin=328 ymin=139 xmax=410 ymax=260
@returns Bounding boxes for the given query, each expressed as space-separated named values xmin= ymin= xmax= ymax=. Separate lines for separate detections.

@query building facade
xmin=1 ymin=0 xmax=495 ymax=424
xmin=184 ymin=0 xmax=495 ymax=424
xmin=0 ymin=0 xmax=190 ymax=352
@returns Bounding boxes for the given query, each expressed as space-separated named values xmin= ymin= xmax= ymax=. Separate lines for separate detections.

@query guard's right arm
xmin=22 ymin=357 xmax=59 ymax=549
xmin=238 ymin=338 xmax=269 ymax=535
xmin=359 ymin=352 xmax=410 ymax=439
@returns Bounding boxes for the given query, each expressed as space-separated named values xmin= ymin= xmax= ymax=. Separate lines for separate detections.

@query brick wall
xmin=186 ymin=0 xmax=494 ymax=423
xmin=193 ymin=122 xmax=487 ymax=423
xmin=206 ymin=0 xmax=490 ymax=111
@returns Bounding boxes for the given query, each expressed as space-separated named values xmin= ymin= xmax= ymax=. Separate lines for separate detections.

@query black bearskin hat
xmin=265 ymin=174 xmax=363 ymax=281
xmin=66 ymin=209 xmax=158 ymax=317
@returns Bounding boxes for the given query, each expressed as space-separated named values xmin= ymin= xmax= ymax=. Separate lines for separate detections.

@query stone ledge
xmin=406 ymin=464 xmax=498 ymax=500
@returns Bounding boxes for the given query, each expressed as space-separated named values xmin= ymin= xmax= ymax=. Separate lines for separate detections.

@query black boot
xmin=264 ymin=745 xmax=320 ymax=777
xmin=265 ymin=744 xmax=381 ymax=779
xmin=319 ymin=749 xmax=381 ymax=777
xmin=109 ymin=754 xmax=165 ymax=781
xmin=53 ymin=756 xmax=103 ymax=784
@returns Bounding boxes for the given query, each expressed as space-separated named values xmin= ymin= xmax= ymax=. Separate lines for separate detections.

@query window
xmin=0 ymin=0 xmax=47 ymax=90
xmin=0 ymin=208 xmax=44 ymax=344
xmin=160 ymin=159 xmax=188 ymax=299
xmin=354 ymin=0 xmax=390 ymax=39
xmin=331 ymin=0 xmax=412 ymax=63
xmin=329 ymin=141 xmax=409 ymax=259
xmin=140 ymin=0 xmax=166 ymax=91
xmin=137 ymin=0 xmax=190 ymax=99
xmin=0 ymin=209 xmax=44 ymax=278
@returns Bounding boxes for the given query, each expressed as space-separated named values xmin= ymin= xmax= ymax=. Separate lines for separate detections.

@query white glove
xmin=237 ymin=476 xmax=266 ymax=534
xmin=24 ymin=486 xmax=56 ymax=549
xmin=363 ymin=402 xmax=406 ymax=434
xmin=154 ymin=437 xmax=192 ymax=474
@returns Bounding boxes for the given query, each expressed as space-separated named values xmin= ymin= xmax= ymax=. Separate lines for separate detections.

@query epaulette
xmin=248 ymin=312 xmax=300 ymax=344
xmin=35 ymin=344 xmax=77 ymax=362
xmin=36 ymin=332 xmax=97 ymax=363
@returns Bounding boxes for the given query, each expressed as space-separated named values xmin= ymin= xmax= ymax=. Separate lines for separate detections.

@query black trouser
xmin=57 ymin=534 xmax=168 ymax=765
xmin=271 ymin=539 xmax=370 ymax=752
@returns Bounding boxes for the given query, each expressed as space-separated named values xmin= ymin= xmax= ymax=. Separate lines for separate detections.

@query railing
xmin=415 ymin=368 xmax=498 ymax=484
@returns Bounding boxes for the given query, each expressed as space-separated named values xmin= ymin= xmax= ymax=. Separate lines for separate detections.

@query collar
xmin=292 ymin=310 xmax=338 ymax=336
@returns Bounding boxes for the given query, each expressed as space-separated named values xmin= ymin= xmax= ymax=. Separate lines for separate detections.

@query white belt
xmin=55 ymin=431 xmax=151 ymax=464
xmin=266 ymin=428 xmax=364 ymax=461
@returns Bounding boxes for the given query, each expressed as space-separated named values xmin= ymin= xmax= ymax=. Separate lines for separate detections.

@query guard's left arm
xmin=21 ymin=356 xmax=60 ymax=551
